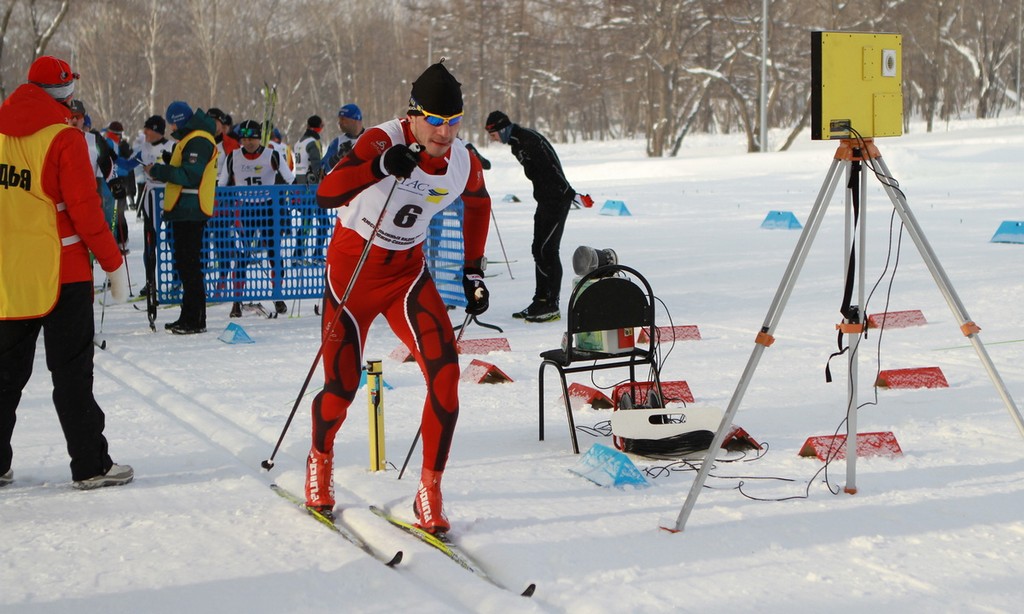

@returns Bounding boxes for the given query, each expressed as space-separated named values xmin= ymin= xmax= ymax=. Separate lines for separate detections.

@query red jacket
xmin=0 ymin=84 xmax=123 ymax=285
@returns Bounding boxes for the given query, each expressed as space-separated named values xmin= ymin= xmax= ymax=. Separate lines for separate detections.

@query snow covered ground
xmin=3 ymin=117 xmax=1024 ymax=613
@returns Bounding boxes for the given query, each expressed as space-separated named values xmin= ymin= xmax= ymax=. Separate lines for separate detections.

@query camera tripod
xmin=666 ymin=139 xmax=1024 ymax=533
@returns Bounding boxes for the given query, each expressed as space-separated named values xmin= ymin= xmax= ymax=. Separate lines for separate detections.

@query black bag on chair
xmin=538 ymin=264 xmax=665 ymax=454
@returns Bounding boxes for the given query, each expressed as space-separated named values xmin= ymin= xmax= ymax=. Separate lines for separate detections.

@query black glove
xmin=462 ymin=267 xmax=489 ymax=315
xmin=465 ymin=142 xmax=491 ymax=170
xmin=378 ymin=144 xmax=419 ymax=179
xmin=108 ymin=177 xmax=127 ymax=199
xmin=161 ymin=151 xmax=172 ymax=164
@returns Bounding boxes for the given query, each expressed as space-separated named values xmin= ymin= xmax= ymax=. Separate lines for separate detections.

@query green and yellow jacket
xmin=149 ymin=109 xmax=218 ymax=222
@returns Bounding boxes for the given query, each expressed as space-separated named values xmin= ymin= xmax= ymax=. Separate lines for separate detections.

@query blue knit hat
xmin=338 ymin=103 xmax=362 ymax=120
xmin=166 ymin=101 xmax=193 ymax=127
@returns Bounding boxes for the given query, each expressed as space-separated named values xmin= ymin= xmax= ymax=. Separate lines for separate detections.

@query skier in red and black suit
xmin=308 ymin=60 xmax=491 ymax=534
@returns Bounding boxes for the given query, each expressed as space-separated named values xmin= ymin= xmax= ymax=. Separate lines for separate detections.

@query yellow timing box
xmin=811 ymin=31 xmax=903 ymax=140
xmin=366 ymin=360 xmax=386 ymax=472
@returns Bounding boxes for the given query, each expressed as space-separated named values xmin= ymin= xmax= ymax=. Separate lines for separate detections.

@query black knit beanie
xmin=409 ymin=61 xmax=463 ymax=116
xmin=485 ymin=110 xmax=511 ymax=132
xmin=144 ymin=115 xmax=166 ymax=135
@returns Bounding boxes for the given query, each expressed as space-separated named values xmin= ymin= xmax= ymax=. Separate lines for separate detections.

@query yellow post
xmin=366 ymin=360 xmax=386 ymax=471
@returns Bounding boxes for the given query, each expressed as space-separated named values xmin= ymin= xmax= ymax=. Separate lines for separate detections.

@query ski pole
xmin=262 ymin=159 xmax=414 ymax=471
xmin=96 ymin=185 xmax=120 ymax=340
xmin=95 ymin=274 xmax=110 ymax=350
xmin=124 ymin=253 xmax=133 ymax=297
xmin=399 ymin=310 xmax=470 ymax=480
xmin=397 ymin=428 xmax=421 ymax=480
xmin=456 ymin=311 xmax=471 ymax=344
xmin=139 ymin=187 xmax=158 ymax=332
xmin=490 ymin=208 xmax=514 ymax=279
xmin=451 ymin=310 xmax=472 ymax=344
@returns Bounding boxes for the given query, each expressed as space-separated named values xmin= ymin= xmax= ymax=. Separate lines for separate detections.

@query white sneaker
xmin=72 ymin=463 xmax=134 ymax=490
xmin=0 ymin=469 xmax=12 ymax=487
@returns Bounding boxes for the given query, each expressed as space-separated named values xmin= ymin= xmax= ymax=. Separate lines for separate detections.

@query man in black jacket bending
xmin=486 ymin=110 xmax=575 ymax=322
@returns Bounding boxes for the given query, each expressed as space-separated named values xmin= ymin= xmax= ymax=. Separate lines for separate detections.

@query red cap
xmin=28 ymin=56 xmax=79 ymax=100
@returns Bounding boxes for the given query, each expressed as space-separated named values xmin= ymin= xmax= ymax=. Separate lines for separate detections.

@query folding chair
xmin=538 ymin=264 xmax=664 ymax=453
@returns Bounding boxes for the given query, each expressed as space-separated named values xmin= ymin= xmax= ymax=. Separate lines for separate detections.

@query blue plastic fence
xmin=423 ymin=199 xmax=467 ymax=308
xmin=151 ymin=185 xmax=466 ymax=308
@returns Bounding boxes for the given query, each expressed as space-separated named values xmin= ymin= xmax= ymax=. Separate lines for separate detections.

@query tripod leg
xmin=453 ymin=314 xmax=504 ymax=336
xmin=469 ymin=315 xmax=503 ymax=334
xmin=874 ymin=156 xmax=1024 ymax=438
xmin=666 ymin=157 xmax=848 ymax=533
xmin=844 ymin=157 xmax=869 ymax=492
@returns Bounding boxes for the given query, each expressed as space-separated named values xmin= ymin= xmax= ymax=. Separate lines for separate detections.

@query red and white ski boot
xmin=413 ymin=468 xmax=449 ymax=534
xmin=305 ymin=447 xmax=335 ymax=519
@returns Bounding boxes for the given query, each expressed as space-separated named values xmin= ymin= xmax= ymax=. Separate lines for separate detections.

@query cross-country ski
xmin=370 ymin=506 xmax=536 ymax=597
xmin=271 ymin=484 xmax=403 ymax=567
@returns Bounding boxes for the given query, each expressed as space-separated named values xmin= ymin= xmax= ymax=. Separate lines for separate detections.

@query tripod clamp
xmin=454 ymin=314 xmax=503 ymax=334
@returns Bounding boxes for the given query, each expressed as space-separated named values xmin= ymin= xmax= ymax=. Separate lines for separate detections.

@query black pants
xmin=172 ymin=219 xmax=208 ymax=328
xmin=0 ymin=282 xmax=113 ymax=480
xmin=115 ymin=197 xmax=130 ymax=247
xmin=140 ymin=188 xmax=158 ymax=277
xmin=531 ymin=199 xmax=572 ymax=303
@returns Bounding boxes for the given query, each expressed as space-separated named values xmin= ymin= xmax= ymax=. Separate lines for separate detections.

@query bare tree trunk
xmin=136 ymin=0 xmax=162 ymax=118
xmin=779 ymin=101 xmax=810 ymax=152
xmin=28 ymin=0 xmax=68 ymax=58
xmin=0 ymin=1 xmax=18 ymax=100
xmin=186 ymin=0 xmax=221 ymax=107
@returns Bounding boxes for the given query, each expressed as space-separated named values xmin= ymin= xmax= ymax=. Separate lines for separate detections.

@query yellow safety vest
xmin=163 ymin=130 xmax=218 ymax=217
xmin=0 ymin=123 xmax=75 ymax=319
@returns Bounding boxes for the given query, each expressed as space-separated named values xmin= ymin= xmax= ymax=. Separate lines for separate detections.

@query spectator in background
xmin=293 ymin=115 xmax=324 ymax=184
xmin=0 ymin=55 xmax=133 ymax=490
xmin=145 ymin=101 xmax=218 ymax=335
xmin=268 ymin=126 xmax=293 ymax=171
xmin=205 ymin=107 xmax=237 ymax=309
xmin=486 ymin=110 xmax=577 ymax=323
xmin=75 ymin=106 xmax=118 ymax=238
xmin=322 ymin=103 xmax=363 ymax=174
xmin=292 ymin=115 xmax=327 ymax=263
xmin=208 ymin=107 xmax=237 ymax=186
xmin=67 ymin=99 xmax=87 ymax=133
xmin=131 ymin=129 xmax=146 ymax=206
xmin=135 ymin=115 xmax=176 ymax=299
xmin=106 ymin=114 xmax=177 ymax=301
xmin=104 ymin=121 xmax=133 ymax=253
xmin=104 ymin=121 xmax=133 ymax=160
xmin=68 ymin=99 xmax=113 ymax=215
